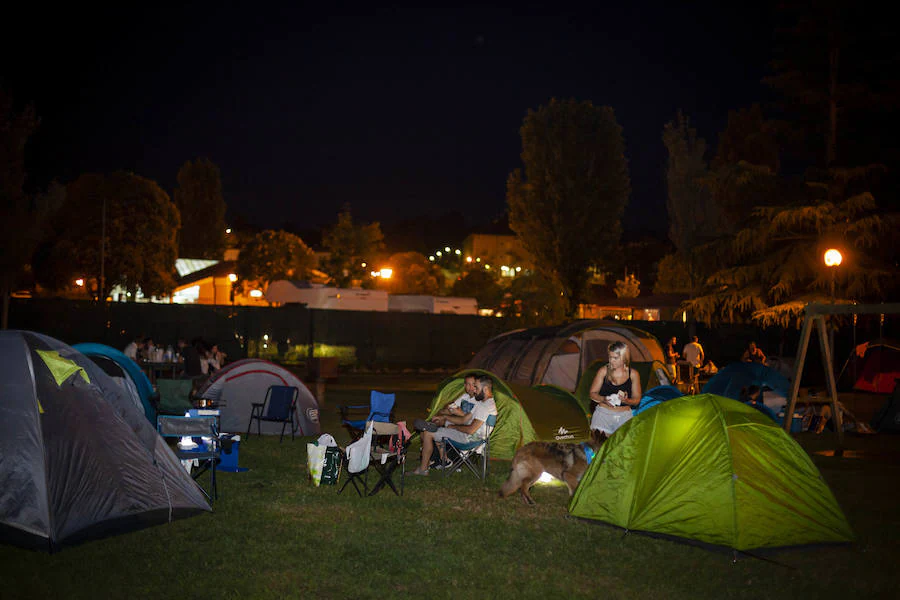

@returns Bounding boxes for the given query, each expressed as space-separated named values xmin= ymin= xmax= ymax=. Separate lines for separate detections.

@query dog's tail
xmin=498 ymin=457 xmax=529 ymax=499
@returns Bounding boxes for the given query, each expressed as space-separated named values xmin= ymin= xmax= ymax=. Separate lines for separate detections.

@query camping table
xmin=140 ymin=361 xmax=185 ymax=384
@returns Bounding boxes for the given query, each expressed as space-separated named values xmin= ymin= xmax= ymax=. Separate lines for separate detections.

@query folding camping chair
xmin=367 ymin=422 xmax=410 ymax=497
xmin=443 ymin=414 xmax=497 ymax=480
xmin=158 ymin=415 xmax=220 ymax=502
xmin=247 ymin=385 xmax=300 ymax=442
xmin=338 ymin=390 xmax=395 ymax=441
xmin=338 ymin=421 xmax=374 ymax=496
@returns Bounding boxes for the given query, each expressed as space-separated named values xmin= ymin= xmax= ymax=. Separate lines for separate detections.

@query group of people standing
xmin=123 ymin=335 xmax=226 ymax=377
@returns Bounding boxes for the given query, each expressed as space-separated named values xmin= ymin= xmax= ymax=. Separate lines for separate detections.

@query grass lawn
xmin=2 ymin=377 xmax=899 ymax=599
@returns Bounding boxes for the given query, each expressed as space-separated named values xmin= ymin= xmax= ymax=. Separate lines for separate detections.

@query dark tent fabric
xmin=468 ymin=320 xmax=669 ymax=394
xmin=569 ymin=394 xmax=853 ymax=551
xmin=0 ymin=331 xmax=210 ymax=552
xmin=428 ymin=369 xmax=590 ymax=459
xmin=702 ymin=362 xmax=791 ymax=401
xmin=851 ymin=340 xmax=900 ymax=394
xmin=73 ymin=342 xmax=156 ymax=424
xmin=195 ymin=359 xmax=320 ymax=436
xmin=871 ymin=384 xmax=900 ymax=433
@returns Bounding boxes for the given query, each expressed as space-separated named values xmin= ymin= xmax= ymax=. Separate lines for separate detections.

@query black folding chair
xmin=368 ymin=422 xmax=409 ymax=497
xmin=157 ymin=415 xmax=220 ymax=502
xmin=247 ymin=385 xmax=300 ymax=442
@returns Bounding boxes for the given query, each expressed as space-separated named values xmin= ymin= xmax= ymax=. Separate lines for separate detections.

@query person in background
xmin=742 ymin=341 xmax=766 ymax=364
xmin=682 ymin=336 xmax=705 ymax=369
xmin=123 ymin=336 xmax=141 ymax=361
xmin=207 ymin=343 xmax=226 ymax=372
xmin=140 ymin=338 xmax=156 ymax=361
xmin=178 ymin=338 xmax=202 ymax=377
xmin=414 ymin=373 xmax=477 ymax=433
xmin=665 ymin=336 xmax=679 ymax=382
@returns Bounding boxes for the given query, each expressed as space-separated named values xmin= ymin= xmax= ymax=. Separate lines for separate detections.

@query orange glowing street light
xmin=824 ymin=249 xmax=842 ymax=267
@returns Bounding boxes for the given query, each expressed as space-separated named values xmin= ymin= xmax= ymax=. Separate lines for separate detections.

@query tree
xmin=614 ymin=273 xmax=640 ymax=299
xmin=712 ymin=105 xmax=780 ymax=172
xmin=234 ymin=230 xmax=315 ymax=293
xmin=765 ymin=2 xmax=899 ymax=168
xmin=1 ymin=90 xmax=63 ymax=327
xmin=451 ymin=268 xmax=504 ymax=311
xmin=34 ymin=172 xmax=179 ymax=300
xmin=507 ymin=99 xmax=631 ymax=317
xmin=382 ymin=252 xmax=442 ymax=295
xmin=321 ymin=207 xmax=385 ymax=288
xmin=502 ymin=272 xmax=567 ymax=328
xmin=684 ymin=167 xmax=896 ymax=326
xmin=173 ymin=158 xmax=227 ymax=258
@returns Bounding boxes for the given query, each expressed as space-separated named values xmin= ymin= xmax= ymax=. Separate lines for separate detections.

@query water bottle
xmin=165 ymin=345 xmax=174 ymax=362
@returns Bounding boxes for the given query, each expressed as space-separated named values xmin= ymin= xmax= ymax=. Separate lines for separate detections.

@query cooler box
xmin=218 ymin=434 xmax=248 ymax=472
xmin=777 ymin=412 xmax=804 ymax=433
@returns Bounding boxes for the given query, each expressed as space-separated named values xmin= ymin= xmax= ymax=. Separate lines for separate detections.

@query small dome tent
xmin=428 ymin=369 xmax=590 ymax=459
xmin=569 ymin=394 xmax=853 ymax=551
xmin=702 ymin=362 xmax=791 ymax=402
xmin=195 ymin=359 xmax=320 ymax=436
xmin=0 ymin=331 xmax=210 ymax=552
xmin=73 ymin=342 xmax=156 ymax=424
xmin=468 ymin=320 xmax=670 ymax=395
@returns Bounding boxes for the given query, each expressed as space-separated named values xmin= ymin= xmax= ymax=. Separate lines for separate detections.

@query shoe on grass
xmin=410 ymin=468 xmax=429 ymax=476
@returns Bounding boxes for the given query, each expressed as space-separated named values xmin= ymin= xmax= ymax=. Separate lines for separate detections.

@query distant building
xmin=579 ymin=294 xmax=689 ymax=322
xmin=461 ymin=233 xmax=532 ymax=274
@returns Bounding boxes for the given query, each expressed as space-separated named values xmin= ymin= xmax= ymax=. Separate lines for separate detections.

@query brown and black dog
xmin=499 ymin=432 xmax=605 ymax=505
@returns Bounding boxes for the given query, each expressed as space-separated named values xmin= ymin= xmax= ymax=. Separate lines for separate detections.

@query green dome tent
xmin=569 ymin=394 xmax=853 ymax=551
xmin=428 ymin=369 xmax=590 ymax=459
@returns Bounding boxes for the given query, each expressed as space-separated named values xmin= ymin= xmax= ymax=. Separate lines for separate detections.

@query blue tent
xmin=634 ymin=384 xmax=683 ymax=415
xmin=73 ymin=343 xmax=156 ymax=423
xmin=702 ymin=362 xmax=791 ymax=408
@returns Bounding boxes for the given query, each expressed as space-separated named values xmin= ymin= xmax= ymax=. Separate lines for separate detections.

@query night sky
xmin=3 ymin=2 xmax=776 ymax=240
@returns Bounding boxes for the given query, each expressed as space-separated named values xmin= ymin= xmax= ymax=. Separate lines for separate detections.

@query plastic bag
xmin=307 ymin=443 xmax=327 ymax=486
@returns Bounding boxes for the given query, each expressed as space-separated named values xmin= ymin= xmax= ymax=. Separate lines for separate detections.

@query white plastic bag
xmin=317 ymin=433 xmax=337 ymax=447
xmin=346 ymin=421 xmax=373 ymax=474
xmin=307 ymin=443 xmax=327 ymax=486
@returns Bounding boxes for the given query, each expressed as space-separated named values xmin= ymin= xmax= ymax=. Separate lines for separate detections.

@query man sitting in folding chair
xmin=411 ymin=374 xmax=497 ymax=476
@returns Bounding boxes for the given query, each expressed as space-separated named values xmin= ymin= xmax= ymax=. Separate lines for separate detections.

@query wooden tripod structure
xmin=785 ymin=302 xmax=900 ymax=451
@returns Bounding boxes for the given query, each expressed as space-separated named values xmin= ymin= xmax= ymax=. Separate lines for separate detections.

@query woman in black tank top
xmin=589 ymin=342 xmax=642 ymax=411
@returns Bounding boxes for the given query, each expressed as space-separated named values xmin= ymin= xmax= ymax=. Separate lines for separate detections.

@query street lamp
xmin=824 ymin=248 xmax=842 ymax=302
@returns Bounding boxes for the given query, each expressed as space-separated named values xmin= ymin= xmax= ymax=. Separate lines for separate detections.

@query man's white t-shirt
xmin=683 ymin=342 xmax=704 ymax=368
xmin=124 ymin=342 xmax=138 ymax=360
xmin=468 ymin=397 xmax=498 ymax=441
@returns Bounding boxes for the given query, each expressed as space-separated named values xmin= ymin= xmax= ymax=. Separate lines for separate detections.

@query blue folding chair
xmin=247 ymin=385 xmax=300 ymax=442
xmin=443 ymin=414 xmax=497 ymax=480
xmin=338 ymin=390 xmax=395 ymax=441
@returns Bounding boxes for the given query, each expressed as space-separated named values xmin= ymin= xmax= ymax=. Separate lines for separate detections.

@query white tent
xmin=195 ymin=359 xmax=320 ymax=436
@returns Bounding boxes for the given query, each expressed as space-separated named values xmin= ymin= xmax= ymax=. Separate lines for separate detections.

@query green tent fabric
xmin=428 ymin=369 xmax=590 ymax=459
xmin=573 ymin=358 xmax=670 ymax=416
xmin=36 ymin=349 xmax=91 ymax=387
xmin=156 ymin=379 xmax=194 ymax=415
xmin=569 ymin=394 xmax=853 ymax=551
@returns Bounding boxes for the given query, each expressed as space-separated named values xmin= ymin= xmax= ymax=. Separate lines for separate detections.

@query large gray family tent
xmin=468 ymin=320 xmax=670 ymax=394
xmin=0 ymin=331 xmax=210 ymax=552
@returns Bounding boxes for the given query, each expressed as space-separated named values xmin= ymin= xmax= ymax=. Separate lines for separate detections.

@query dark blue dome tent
xmin=702 ymin=362 xmax=791 ymax=422
xmin=0 ymin=331 xmax=210 ymax=552
xmin=73 ymin=342 xmax=157 ymax=424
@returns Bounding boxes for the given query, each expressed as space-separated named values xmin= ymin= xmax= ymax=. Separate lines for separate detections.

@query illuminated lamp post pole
xmin=824 ymin=248 xmax=843 ymax=372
